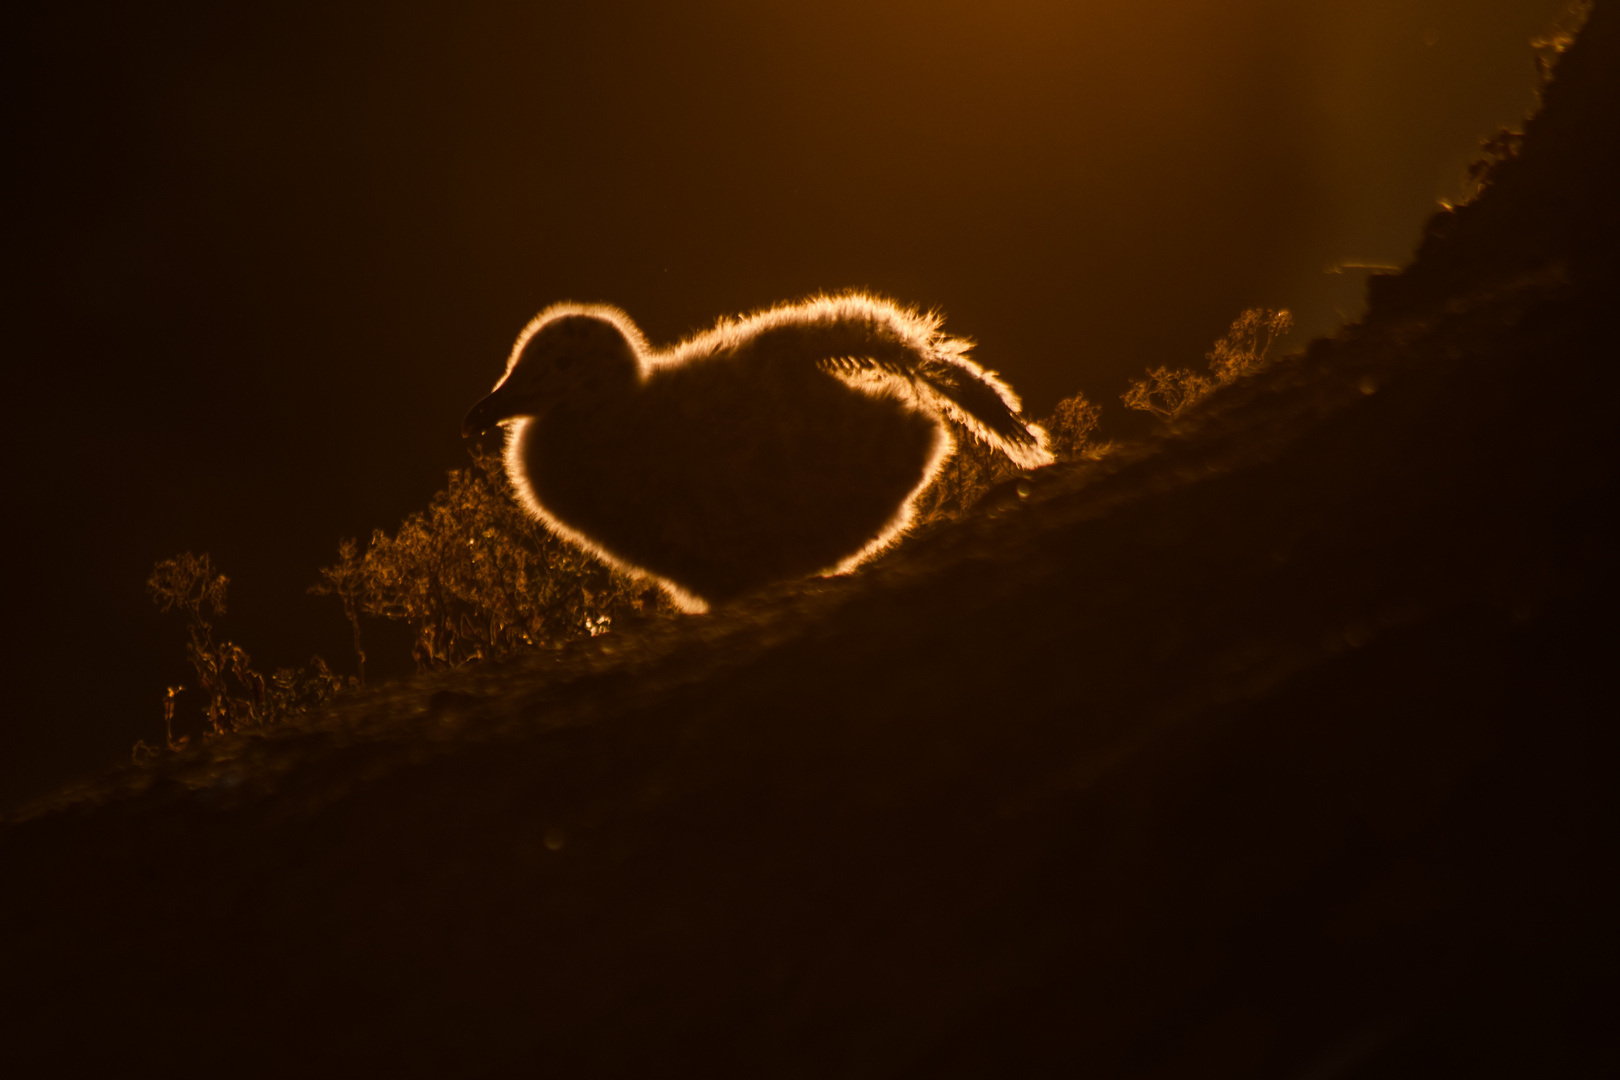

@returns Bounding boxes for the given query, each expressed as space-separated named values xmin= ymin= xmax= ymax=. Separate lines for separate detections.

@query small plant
xmin=1121 ymin=366 xmax=1217 ymax=424
xmin=912 ymin=389 xmax=1105 ymax=526
xmin=309 ymin=537 xmax=368 ymax=686
xmin=1205 ymin=307 xmax=1295 ymax=384
xmin=1124 ymin=308 xmax=1293 ymax=424
xmin=132 ymin=686 xmax=187 ymax=764
xmin=315 ymin=446 xmax=670 ymax=674
xmin=147 ymin=552 xmax=345 ymax=747
xmin=1044 ymin=394 xmax=1105 ymax=463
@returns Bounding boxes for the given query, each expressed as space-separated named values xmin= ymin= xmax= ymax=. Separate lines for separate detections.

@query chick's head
xmin=464 ymin=311 xmax=640 ymax=436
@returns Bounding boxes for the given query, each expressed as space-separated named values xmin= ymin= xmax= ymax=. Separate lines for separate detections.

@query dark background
xmin=8 ymin=0 xmax=1569 ymax=811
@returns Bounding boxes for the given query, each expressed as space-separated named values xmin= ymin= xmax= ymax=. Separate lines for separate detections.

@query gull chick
xmin=464 ymin=292 xmax=1051 ymax=611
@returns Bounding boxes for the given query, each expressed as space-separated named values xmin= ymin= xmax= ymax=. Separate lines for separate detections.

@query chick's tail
xmin=816 ymin=315 xmax=1053 ymax=469
xmin=909 ymin=352 xmax=1053 ymax=470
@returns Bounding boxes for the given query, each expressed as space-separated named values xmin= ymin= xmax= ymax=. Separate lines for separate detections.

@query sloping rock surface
xmin=4 ymin=9 xmax=1616 ymax=1078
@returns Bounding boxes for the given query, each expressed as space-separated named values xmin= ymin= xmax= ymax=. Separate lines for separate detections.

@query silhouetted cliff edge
xmin=4 ymin=9 xmax=1615 ymax=1078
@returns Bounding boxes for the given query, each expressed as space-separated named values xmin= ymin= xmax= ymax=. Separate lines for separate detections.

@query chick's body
xmin=529 ymin=345 xmax=940 ymax=606
xmin=465 ymin=294 xmax=1050 ymax=611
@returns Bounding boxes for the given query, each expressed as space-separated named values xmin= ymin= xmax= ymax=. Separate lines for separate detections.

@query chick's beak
xmin=462 ymin=385 xmax=516 ymax=438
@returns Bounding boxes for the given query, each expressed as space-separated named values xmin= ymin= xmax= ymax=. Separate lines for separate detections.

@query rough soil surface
xmin=4 ymin=9 xmax=1615 ymax=1078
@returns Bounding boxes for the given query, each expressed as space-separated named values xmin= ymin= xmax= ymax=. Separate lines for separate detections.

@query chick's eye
xmin=555 ymin=355 xmax=574 ymax=371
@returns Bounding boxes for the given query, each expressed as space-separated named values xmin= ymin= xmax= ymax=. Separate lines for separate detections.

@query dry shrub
xmin=145 ymin=449 xmax=672 ymax=757
xmin=1205 ymin=307 xmax=1295 ymax=384
xmin=1044 ymin=394 xmax=1105 ymax=463
xmin=315 ymin=446 xmax=670 ymax=674
xmin=1124 ymin=308 xmax=1293 ymax=424
xmin=145 ymin=552 xmax=344 ymax=751
xmin=913 ymin=390 xmax=1105 ymax=527
xmin=1120 ymin=367 xmax=1217 ymax=425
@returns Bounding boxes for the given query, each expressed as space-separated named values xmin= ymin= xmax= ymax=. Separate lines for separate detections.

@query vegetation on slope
xmin=143 ymin=309 xmax=1290 ymax=753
